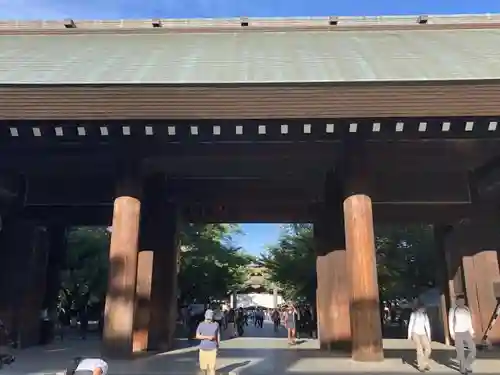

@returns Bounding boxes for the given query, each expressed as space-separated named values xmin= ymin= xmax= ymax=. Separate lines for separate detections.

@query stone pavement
xmin=2 ymin=321 xmax=500 ymax=374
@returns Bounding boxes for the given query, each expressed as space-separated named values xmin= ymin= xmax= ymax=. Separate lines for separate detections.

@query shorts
xmin=199 ymin=349 xmax=217 ymax=370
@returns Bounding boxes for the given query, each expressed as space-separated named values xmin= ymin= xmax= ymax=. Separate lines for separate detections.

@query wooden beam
xmin=24 ymin=205 xmax=112 ymax=226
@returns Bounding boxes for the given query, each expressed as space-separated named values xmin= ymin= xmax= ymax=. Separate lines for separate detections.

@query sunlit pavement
xmin=2 ymin=321 xmax=500 ymax=374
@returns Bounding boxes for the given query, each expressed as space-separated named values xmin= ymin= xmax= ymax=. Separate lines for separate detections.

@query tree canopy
xmin=59 ymin=227 xmax=110 ymax=316
xmin=57 ymin=223 xmax=252 ymax=316
xmin=177 ymin=223 xmax=253 ymax=303
xmin=260 ymin=223 xmax=438 ymax=304
xmin=259 ymin=224 xmax=316 ymax=302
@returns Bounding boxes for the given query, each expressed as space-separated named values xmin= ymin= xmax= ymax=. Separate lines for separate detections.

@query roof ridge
xmin=1 ymin=13 xmax=500 ymax=32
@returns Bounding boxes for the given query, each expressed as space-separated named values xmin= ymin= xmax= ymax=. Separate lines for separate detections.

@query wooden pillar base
xmin=344 ymin=194 xmax=383 ymax=362
xmin=133 ymin=250 xmax=154 ymax=352
xmin=315 ymin=195 xmax=351 ymax=352
xmin=316 ymin=250 xmax=351 ymax=351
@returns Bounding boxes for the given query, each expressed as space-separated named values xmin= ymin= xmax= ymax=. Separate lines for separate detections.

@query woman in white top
xmin=408 ymin=303 xmax=432 ymax=372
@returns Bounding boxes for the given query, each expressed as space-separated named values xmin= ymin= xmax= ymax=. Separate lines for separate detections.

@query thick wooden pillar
xmin=344 ymin=194 xmax=383 ymax=361
xmin=447 ymin=218 xmax=500 ymax=344
xmin=342 ymin=146 xmax=383 ymax=362
xmin=102 ymin=170 xmax=142 ymax=358
xmin=315 ymin=173 xmax=351 ymax=351
xmin=0 ymin=217 xmax=48 ymax=347
xmin=148 ymin=211 xmax=179 ymax=351
xmin=139 ymin=174 xmax=180 ymax=352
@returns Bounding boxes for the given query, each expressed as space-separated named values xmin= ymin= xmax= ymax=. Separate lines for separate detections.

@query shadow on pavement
xmin=5 ymin=327 xmax=500 ymax=375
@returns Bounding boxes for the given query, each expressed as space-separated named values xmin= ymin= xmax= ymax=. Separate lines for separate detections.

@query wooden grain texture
xmin=132 ymin=250 xmax=154 ymax=353
xmin=446 ymin=218 xmax=500 ymax=344
xmin=103 ymin=176 xmax=142 ymax=358
xmin=472 ymin=250 xmax=500 ymax=342
xmin=344 ymin=194 xmax=384 ymax=362
xmin=1 ymin=83 xmax=500 ymax=120
xmin=315 ymin=212 xmax=351 ymax=351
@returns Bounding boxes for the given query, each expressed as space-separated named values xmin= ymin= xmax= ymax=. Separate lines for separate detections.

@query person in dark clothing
xmin=301 ymin=306 xmax=313 ymax=338
xmin=254 ymin=309 xmax=264 ymax=328
xmin=226 ymin=309 xmax=236 ymax=337
xmin=235 ymin=308 xmax=245 ymax=336
xmin=188 ymin=311 xmax=204 ymax=341
xmin=79 ymin=309 xmax=88 ymax=340
xmin=272 ymin=309 xmax=280 ymax=332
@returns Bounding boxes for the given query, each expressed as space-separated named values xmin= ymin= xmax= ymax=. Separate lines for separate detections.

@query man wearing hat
xmin=196 ymin=309 xmax=220 ymax=375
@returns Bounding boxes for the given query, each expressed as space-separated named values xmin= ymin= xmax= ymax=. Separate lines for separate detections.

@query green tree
xmin=59 ymin=227 xmax=110 ymax=315
xmin=178 ymin=223 xmax=253 ymax=303
xmin=260 ymin=224 xmax=316 ymax=302
xmin=376 ymin=224 xmax=436 ymax=299
xmin=261 ymin=223 xmax=437 ymax=303
xmin=58 ymin=223 xmax=253 ymax=312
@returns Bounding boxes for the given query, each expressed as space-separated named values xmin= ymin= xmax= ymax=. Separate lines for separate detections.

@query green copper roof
xmin=0 ymin=28 xmax=500 ymax=84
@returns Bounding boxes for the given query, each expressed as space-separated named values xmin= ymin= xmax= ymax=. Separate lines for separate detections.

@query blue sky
xmin=234 ymin=224 xmax=284 ymax=256
xmin=2 ymin=0 xmax=496 ymax=253
xmin=1 ymin=0 xmax=499 ymax=19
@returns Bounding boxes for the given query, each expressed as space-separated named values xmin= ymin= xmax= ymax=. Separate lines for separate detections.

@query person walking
xmin=449 ymin=296 xmax=476 ymax=374
xmin=196 ymin=309 xmax=220 ymax=375
xmin=285 ymin=305 xmax=297 ymax=345
xmin=213 ymin=305 xmax=223 ymax=329
xmin=408 ymin=302 xmax=432 ymax=372
xmin=272 ymin=309 xmax=280 ymax=332
xmin=226 ymin=309 xmax=236 ymax=337
xmin=255 ymin=309 xmax=264 ymax=328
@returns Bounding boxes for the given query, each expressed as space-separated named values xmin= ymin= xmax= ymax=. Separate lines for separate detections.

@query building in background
xmin=230 ymin=264 xmax=283 ymax=308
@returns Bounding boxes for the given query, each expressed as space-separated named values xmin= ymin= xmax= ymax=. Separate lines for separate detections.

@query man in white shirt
xmin=408 ymin=303 xmax=432 ymax=372
xmin=68 ymin=357 xmax=108 ymax=375
xmin=448 ymin=296 xmax=476 ymax=374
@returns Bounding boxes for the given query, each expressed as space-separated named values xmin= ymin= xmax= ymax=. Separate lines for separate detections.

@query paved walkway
xmin=2 ymin=321 xmax=500 ymax=374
